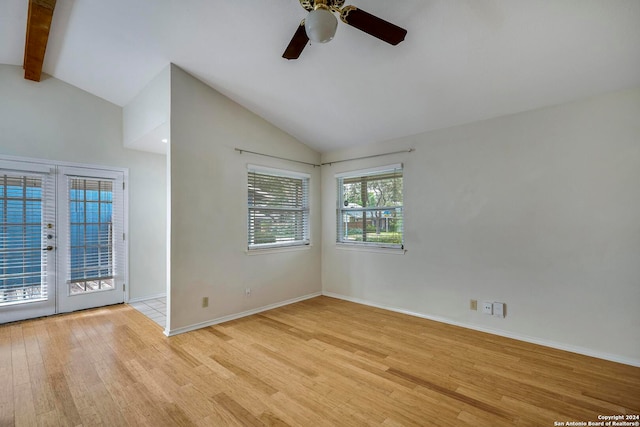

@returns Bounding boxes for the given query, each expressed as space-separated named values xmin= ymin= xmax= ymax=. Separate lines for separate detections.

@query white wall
xmin=0 ymin=64 xmax=167 ymax=301
xmin=321 ymin=87 xmax=640 ymax=365
xmin=123 ymin=65 xmax=170 ymax=154
xmin=168 ymin=65 xmax=321 ymax=333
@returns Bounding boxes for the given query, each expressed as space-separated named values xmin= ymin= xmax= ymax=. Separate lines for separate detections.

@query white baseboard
xmin=322 ymin=291 xmax=640 ymax=368
xmin=128 ymin=292 xmax=167 ymax=304
xmin=164 ymin=292 xmax=322 ymax=337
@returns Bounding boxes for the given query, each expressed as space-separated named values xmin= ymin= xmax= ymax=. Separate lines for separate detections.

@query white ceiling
xmin=2 ymin=0 xmax=639 ymax=153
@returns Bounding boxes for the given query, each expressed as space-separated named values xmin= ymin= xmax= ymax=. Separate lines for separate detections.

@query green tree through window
xmin=337 ymin=166 xmax=403 ymax=248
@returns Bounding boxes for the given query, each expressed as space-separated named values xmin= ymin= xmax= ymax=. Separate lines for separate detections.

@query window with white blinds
xmin=247 ymin=165 xmax=310 ymax=250
xmin=336 ymin=164 xmax=404 ymax=249
xmin=0 ymin=172 xmax=53 ymax=304
xmin=67 ymin=176 xmax=123 ymax=294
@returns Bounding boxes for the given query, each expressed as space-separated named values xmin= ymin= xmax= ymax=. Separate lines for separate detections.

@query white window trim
xmin=245 ymin=244 xmax=312 ymax=255
xmin=336 ymin=243 xmax=406 ymax=255
xmin=247 ymin=164 xmax=310 ymax=180
xmin=334 ymin=163 xmax=403 ymax=179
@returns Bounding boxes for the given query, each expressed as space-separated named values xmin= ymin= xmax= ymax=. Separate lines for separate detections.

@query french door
xmin=0 ymin=159 xmax=126 ymax=324
xmin=56 ymin=166 xmax=126 ymax=314
xmin=0 ymin=161 xmax=56 ymax=322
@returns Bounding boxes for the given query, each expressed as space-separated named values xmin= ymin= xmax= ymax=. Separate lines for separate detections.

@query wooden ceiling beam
xmin=24 ymin=0 xmax=57 ymax=82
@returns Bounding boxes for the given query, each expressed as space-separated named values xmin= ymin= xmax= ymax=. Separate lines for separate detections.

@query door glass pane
xmin=68 ymin=178 xmax=115 ymax=294
xmin=0 ymin=174 xmax=47 ymax=305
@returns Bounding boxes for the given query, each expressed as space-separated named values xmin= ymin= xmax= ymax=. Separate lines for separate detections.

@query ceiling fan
xmin=283 ymin=0 xmax=407 ymax=60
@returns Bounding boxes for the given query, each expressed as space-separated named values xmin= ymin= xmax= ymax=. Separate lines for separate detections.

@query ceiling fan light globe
xmin=305 ymin=9 xmax=338 ymax=43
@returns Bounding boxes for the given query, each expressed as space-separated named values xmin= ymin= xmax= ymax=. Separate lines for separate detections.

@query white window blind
xmin=67 ymin=175 xmax=124 ymax=294
xmin=336 ymin=164 xmax=404 ymax=249
xmin=247 ymin=166 xmax=310 ymax=249
xmin=0 ymin=171 xmax=54 ymax=304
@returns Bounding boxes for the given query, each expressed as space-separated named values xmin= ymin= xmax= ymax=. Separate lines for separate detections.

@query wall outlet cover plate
xmin=482 ymin=301 xmax=493 ymax=314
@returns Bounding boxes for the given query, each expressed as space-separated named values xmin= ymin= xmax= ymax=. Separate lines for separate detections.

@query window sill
xmin=246 ymin=244 xmax=312 ymax=256
xmin=335 ymin=244 xmax=406 ymax=255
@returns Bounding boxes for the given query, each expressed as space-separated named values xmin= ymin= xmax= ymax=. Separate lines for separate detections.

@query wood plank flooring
xmin=1 ymin=296 xmax=639 ymax=426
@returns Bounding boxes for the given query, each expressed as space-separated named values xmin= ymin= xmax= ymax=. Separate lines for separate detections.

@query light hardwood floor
xmin=1 ymin=296 xmax=639 ymax=426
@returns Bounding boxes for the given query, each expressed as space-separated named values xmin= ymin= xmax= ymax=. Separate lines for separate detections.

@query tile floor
xmin=129 ymin=297 xmax=166 ymax=328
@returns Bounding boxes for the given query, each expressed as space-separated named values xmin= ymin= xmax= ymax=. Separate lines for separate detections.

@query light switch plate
xmin=493 ymin=302 xmax=505 ymax=318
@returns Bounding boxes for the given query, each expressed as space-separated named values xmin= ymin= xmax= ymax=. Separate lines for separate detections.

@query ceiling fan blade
xmin=340 ymin=6 xmax=407 ymax=45
xmin=282 ymin=22 xmax=309 ymax=60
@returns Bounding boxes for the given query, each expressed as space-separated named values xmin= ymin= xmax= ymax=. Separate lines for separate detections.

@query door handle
xmin=43 ymin=246 xmax=54 ymax=251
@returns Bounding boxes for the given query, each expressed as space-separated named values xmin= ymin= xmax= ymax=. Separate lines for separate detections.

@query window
xmin=247 ymin=165 xmax=310 ymax=250
xmin=0 ymin=173 xmax=50 ymax=304
xmin=68 ymin=177 xmax=116 ymax=294
xmin=336 ymin=164 xmax=403 ymax=249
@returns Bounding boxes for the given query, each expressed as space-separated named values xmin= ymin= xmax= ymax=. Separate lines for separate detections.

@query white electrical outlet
xmin=245 ymin=288 xmax=251 ymax=296
xmin=482 ymin=301 xmax=493 ymax=315
xmin=493 ymin=302 xmax=505 ymax=318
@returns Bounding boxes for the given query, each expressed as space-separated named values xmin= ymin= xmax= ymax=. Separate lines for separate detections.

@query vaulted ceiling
xmin=2 ymin=0 xmax=639 ymax=153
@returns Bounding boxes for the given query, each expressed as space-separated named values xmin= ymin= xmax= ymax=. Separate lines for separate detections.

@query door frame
xmin=56 ymin=166 xmax=128 ymax=314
